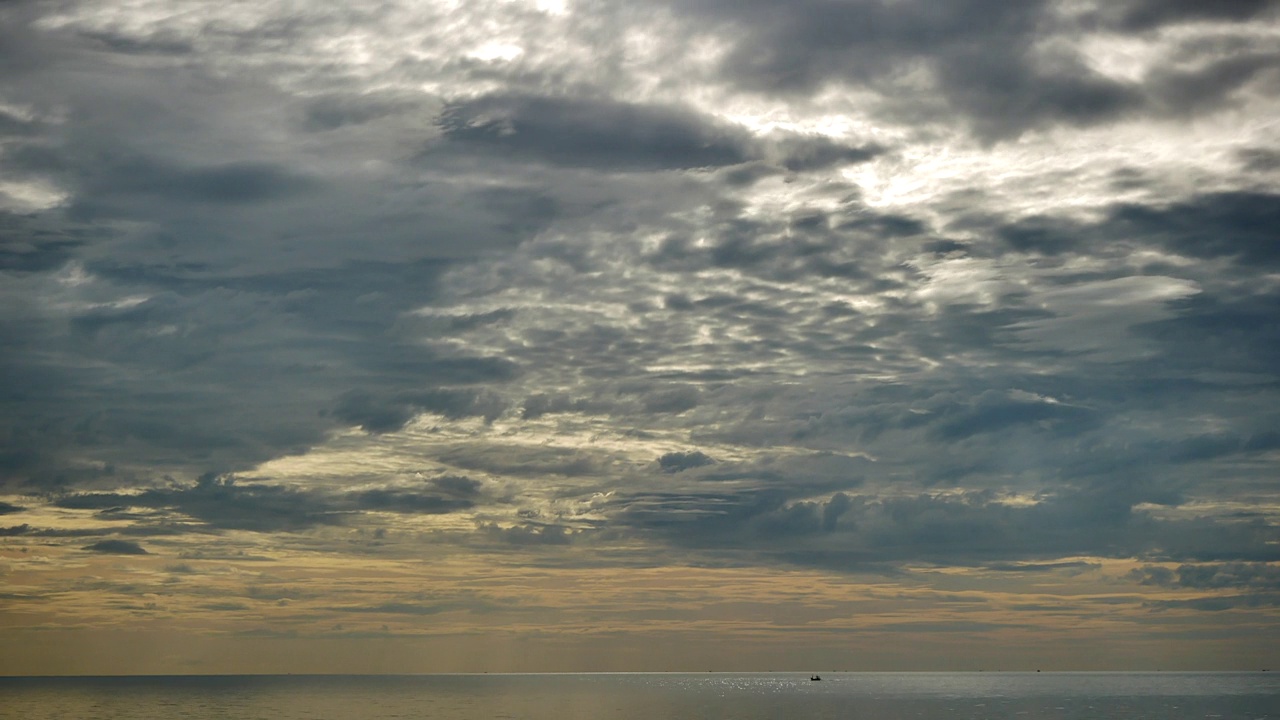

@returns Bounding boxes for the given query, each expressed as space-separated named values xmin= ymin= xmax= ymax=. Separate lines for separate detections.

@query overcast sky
xmin=2 ymin=0 xmax=1279 ymax=674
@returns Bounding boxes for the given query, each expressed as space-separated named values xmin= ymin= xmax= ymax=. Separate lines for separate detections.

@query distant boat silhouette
xmin=810 ymin=675 xmax=821 ymax=681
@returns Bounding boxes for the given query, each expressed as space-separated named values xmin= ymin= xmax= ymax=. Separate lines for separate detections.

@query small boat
xmin=810 ymin=675 xmax=821 ymax=681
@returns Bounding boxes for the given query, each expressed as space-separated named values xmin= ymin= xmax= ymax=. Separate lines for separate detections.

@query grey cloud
xmin=640 ymin=385 xmax=701 ymax=414
xmin=5 ymin=143 xmax=319 ymax=211
xmin=822 ymin=491 xmax=852 ymax=531
xmin=772 ymin=134 xmax=884 ymax=172
xmin=55 ymin=475 xmax=347 ymax=532
xmin=1237 ymin=146 xmax=1280 ymax=172
xmin=333 ymin=391 xmax=419 ymax=435
xmin=86 ymin=157 xmax=320 ymax=206
xmin=659 ymin=0 xmax=1280 ymax=140
xmin=936 ymin=45 xmax=1140 ymax=141
xmin=0 ymin=501 xmax=24 ymax=514
xmin=481 ymin=522 xmax=574 ymax=546
xmin=927 ymin=391 xmax=1100 ymax=441
xmin=1148 ymin=51 xmax=1280 ymax=117
xmin=1133 ymin=562 xmax=1280 ymax=591
xmin=639 ymin=202 xmax=939 ymax=295
xmin=334 ymin=387 xmax=511 ymax=434
xmin=75 ymin=29 xmax=195 ymax=56
xmin=658 ymin=451 xmax=716 ymax=473
xmin=350 ymin=489 xmax=473 ymax=515
xmin=0 ymin=252 xmax=532 ymax=486
xmin=329 ymin=602 xmax=466 ymax=616
xmin=435 ymin=94 xmax=752 ymax=170
xmin=83 ymin=539 xmax=149 ymax=555
xmin=664 ymin=0 xmax=1139 ymax=139
xmin=982 ymin=560 xmax=1100 ymax=573
xmin=1108 ymin=0 xmax=1280 ymax=31
xmin=0 ymin=211 xmax=91 ymax=272
xmin=990 ymin=191 xmax=1280 ymax=270
xmin=608 ymin=474 xmax=1279 ymax=570
xmin=1147 ymin=594 xmax=1280 ymax=612
xmin=301 ymin=92 xmax=425 ymax=132
xmin=0 ymin=108 xmax=38 ymax=137
xmin=520 ymin=392 xmax=611 ymax=420
xmin=52 ymin=472 xmax=489 ymax=531
xmin=435 ymin=444 xmax=604 ymax=478
xmin=430 ymin=475 xmax=483 ymax=497
xmin=1109 ymin=192 xmax=1280 ymax=266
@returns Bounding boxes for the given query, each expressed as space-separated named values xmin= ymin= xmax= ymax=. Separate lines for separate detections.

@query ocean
xmin=1 ymin=672 xmax=1277 ymax=720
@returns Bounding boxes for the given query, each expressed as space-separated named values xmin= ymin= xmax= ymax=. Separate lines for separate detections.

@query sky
xmin=1 ymin=0 xmax=1279 ymax=675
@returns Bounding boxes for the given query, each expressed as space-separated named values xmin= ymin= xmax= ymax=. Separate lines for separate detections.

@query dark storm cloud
xmin=0 ymin=501 xmax=25 ymax=515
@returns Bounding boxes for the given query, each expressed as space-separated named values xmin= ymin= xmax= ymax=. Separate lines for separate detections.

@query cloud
xmin=68 ymin=154 xmax=321 ymax=208
xmin=926 ymin=390 xmax=1100 ymax=441
xmin=481 ymin=522 xmax=574 ymax=546
xmin=55 ymin=474 xmax=346 ymax=532
xmin=0 ymin=212 xmax=89 ymax=273
xmin=349 ymin=489 xmax=474 ymax=515
xmin=658 ymin=451 xmax=716 ymax=473
xmin=1 ymin=0 xmax=1279 ymax=666
xmin=83 ymin=539 xmax=149 ymax=555
xmin=1109 ymin=192 xmax=1280 ymax=266
xmin=51 ymin=470 xmax=498 ymax=531
xmin=435 ymin=94 xmax=753 ymax=170
xmin=1108 ymin=0 xmax=1280 ymax=31
xmin=1133 ymin=562 xmax=1280 ymax=591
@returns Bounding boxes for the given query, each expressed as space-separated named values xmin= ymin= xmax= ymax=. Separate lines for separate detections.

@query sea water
xmin=1 ymin=672 xmax=1277 ymax=720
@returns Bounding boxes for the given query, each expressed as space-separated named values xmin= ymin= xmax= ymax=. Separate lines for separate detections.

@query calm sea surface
xmin=1 ymin=672 xmax=1277 ymax=720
